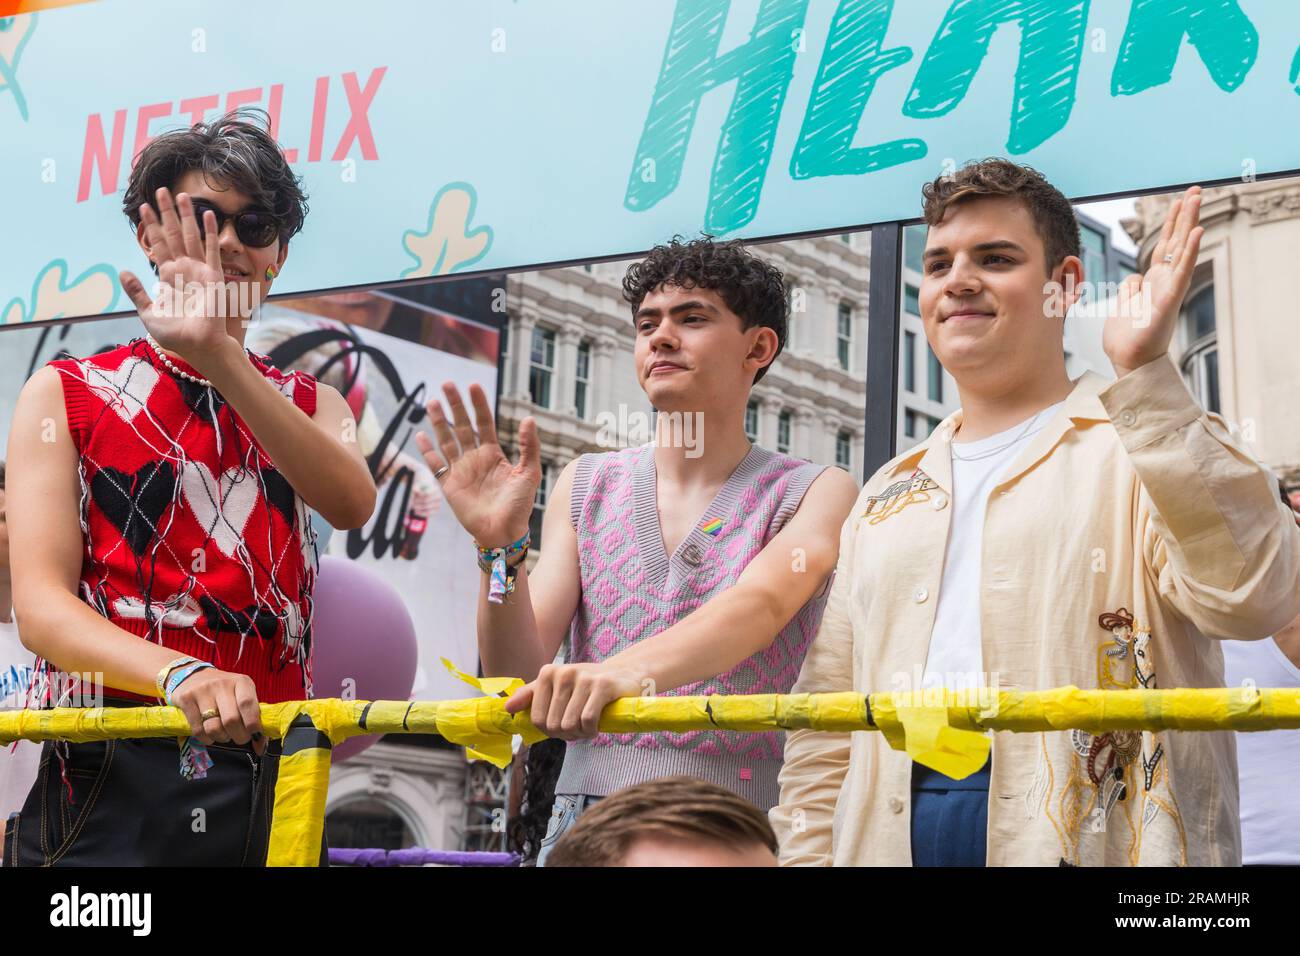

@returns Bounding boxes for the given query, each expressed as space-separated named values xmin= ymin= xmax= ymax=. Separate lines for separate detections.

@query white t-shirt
xmin=0 ymin=612 xmax=42 ymax=834
xmin=922 ymin=402 xmax=1067 ymax=693
xmin=1221 ymin=635 xmax=1300 ymax=865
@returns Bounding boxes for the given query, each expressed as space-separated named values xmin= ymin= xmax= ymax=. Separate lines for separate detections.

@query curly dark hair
xmin=921 ymin=158 xmax=1080 ymax=274
xmin=506 ymin=738 xmax=566 ymax=865
xmin=122 ymin=108 xmax=309 ymax=273
xmin=621 ymin=236 xmax=787 ymax=384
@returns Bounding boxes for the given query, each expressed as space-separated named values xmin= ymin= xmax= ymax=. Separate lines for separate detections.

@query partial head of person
xmin=621 ymin=237 xmax=786 ymax=416
xmin=122 ymin=108 xmax=309 ymax=318
xmin=544 ymin=774 xmax=779 ymax=867
xmin=919 ymin=158 xmax=1083 ymax=396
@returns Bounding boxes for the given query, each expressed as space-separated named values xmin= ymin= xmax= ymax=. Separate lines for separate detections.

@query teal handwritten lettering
xmin=625 ymin=0 xmax=809 ymax=234
xmin=902 ymin=0 xmax=1090 ymax=154
xmin=1112 ymin=0 xmax=1258 ymax=96
xmin=790 ymin=0 xmax=924 ymax=179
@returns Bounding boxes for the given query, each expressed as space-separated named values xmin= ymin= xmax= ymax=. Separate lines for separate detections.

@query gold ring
xmin=201 ymin=708 xmax=220 ymax=722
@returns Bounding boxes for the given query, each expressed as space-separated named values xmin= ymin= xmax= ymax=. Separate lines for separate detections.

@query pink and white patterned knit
xmin=556 ymin=442 xmax=832 ymax=810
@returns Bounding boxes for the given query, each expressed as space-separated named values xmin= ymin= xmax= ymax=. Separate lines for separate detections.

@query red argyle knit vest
xmin=43 ymin=336 xmax=319 ymax=705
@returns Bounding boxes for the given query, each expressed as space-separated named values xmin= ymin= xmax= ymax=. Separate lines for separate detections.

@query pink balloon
xmin=309 ymin=556 xmax=419 ymax=763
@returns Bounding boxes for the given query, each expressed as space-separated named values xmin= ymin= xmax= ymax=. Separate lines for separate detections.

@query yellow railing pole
xmin=3 ymin=687 xmax=1300 ymax=866
xmin=266 ymin=713 xmax=334 ymax=868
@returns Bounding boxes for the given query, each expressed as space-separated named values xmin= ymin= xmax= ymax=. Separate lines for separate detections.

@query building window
xmin=326 ymin=799 xmax=414 ymax=851
xmin=837 ymin=302 xmax=853 ymax=371
xmin=904 ymin=409 xmax=918 ymax=439
xmin=903 ymin=331 xmax=916 ymax=393
xmin=904 ymin=284 xmax=920 ymax=317
xmin=1179 ymin=285 xmax=1219 ymax=414
xmin=840 ymin=233 xmax=853 ymax=246
xmin=905 ymin=224 xmax=927 ymax=275
xmin=745 ymin=400 xmax=759 ymax=442
xmin=777 ymin=410 xmax=792 ymax=454
xmin=1081 ymin=225 xmax=1106 ymax=284
xmin=926 ymin=415 xmax=942 ymax=436
xmin=835 ymin=430 xmax=852 ymax=469
xmin=529 ymin=461 xmax=553 ymax=550
xmin=927 ymin=344 xmax=943 ymax=403
xmin=528 ymin=327 xmax=556 ymax=409
xmin=575 ymin=340 xmax=591 ymax=420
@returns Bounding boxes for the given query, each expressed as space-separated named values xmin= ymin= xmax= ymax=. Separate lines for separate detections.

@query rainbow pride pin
xmin=701 ymin=518 xmax=724 ymax=537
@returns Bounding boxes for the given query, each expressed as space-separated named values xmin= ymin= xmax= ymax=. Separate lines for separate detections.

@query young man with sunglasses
xmin=773 ymin=161 xmax=1300 ymax=867
xmin=3 ymin=110 xmax=375 ymax=866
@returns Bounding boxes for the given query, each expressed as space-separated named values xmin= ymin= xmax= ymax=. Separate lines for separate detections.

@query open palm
xmin=1103 ymin=186 xmax=1204 ymax=378
xmin=415 ymin=381 xmax=541 ymax=547
xmin=118 ymin=187 xmax=233 ymax=364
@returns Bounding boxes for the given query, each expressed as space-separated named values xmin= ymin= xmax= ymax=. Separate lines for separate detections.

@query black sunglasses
xmin=188 ymin=198 xmax=281 ymax=248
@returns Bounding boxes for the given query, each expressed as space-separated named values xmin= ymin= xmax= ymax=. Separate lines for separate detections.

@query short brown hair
xmin=544 ymin=775 xmax=778 ymax=867
xmin=921 ymin=158 xmax=1081 ymax=273
xmin=0 ymin=459 xmax=5 ymax=490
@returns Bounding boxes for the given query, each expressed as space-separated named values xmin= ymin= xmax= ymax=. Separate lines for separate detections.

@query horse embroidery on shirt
xmin=1032 ymin=606 xmax=1187 ymax=865
xmin=858 ymin=472 xmax=938 ymax=526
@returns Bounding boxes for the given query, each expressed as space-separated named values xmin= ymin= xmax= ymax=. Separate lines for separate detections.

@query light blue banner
xmin=2 ymin=0 xmax=1298 ymax=322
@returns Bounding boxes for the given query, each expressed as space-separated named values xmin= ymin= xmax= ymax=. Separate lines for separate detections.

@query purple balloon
xmin=309 ymin=556 xmax=419 ymax=763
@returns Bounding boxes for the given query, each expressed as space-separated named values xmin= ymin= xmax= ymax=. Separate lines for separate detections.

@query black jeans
xmin=3 ymin=698 xmax=328 ymax=867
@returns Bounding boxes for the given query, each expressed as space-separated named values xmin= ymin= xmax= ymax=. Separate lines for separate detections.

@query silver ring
xmin=433 ymin=465 xmax=450 ymax=481
xmin=1163 ymin=254 xmax=1175 ymax=263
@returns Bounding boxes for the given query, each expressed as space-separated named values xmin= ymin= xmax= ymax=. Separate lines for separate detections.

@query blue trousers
xmin=910 ymin=755 xmax=991 ymax=867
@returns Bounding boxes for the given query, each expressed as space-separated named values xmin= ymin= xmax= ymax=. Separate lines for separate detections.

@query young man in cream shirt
xmin=772 ymin=161 xmax=1300 ymax=866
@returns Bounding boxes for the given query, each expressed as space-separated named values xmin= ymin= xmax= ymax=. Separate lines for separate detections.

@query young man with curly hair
xmin=3 ymin=110 xmax=375 ymax=866
xmin=415 ymin=238 xmax=859 ymax=863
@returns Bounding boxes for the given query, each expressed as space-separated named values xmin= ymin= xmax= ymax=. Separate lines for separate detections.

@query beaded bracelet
xmin=475 ymin=529 xmax=530 ymax=604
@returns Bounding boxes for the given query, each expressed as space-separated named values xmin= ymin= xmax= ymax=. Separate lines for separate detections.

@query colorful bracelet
xmin=159 ymin=660 xmax=216 ymax=782
xmin=155 ymin=655 xmax=201 ymax=701
xmin=164 ymin=661 xmax=214 ymax=706
xmin=475 ymin=529 xmax=531 ymax=604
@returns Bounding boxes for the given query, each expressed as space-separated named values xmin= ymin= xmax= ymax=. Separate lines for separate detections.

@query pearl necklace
xmin=143 ymin=335 xmax=224 ymax=388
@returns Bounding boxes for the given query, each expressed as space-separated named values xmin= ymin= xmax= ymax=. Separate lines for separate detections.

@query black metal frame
xmin=863 ymin=223 xmax=903 ymax=476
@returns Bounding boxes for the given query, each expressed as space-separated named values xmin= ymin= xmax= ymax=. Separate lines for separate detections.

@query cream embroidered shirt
xmin=772 ymin=358 xmax=1300 ymax=866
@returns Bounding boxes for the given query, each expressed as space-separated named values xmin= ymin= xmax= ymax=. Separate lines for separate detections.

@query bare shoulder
xmin=805 ymin=466 xmax=860 ymax=510
xmin=552 ymin=457 xmax=581 ymax=491
xmin=310 ymin=379 xmax=348 ymax=416
xmin=19 ymin=363 xmax=64 ymax=401
xmin=13 ymin=365 xmax=70 ymax=428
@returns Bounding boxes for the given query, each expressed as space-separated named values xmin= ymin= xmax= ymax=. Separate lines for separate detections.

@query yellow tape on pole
xmin=266 ymin=715 xmax=335 ymax=868
xmin=3 ymin=687 xmax=1299 ymax=751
